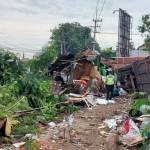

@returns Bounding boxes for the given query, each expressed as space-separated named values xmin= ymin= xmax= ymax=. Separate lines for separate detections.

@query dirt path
xmin=38 ymin=98 xmax=138 ymax=150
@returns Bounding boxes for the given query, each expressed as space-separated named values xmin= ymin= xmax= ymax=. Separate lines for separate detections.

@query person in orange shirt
xmin=73 ymin=79 xmax=87 ymax=89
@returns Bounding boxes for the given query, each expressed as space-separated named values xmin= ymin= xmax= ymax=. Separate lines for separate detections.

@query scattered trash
xmin=119 ymin=88 xmax=127 ymax=95
xmin=98 ymin=125 xmax=105 ymax=129
xmin=140 ymin=119 xmax=150 ymax=130
xmin=24 ymin=134 xmax=33 ymax=139
xmin=51 ymin=134 xmax=59 ymax=140
xmin=100 ymin=131 xmax=106 ymax=136
xmin=135 ymin=114 xmax=150 ymax=121
xmin=64 ymin=125 xmax=70 ymax=141
xmin=86 ymin=95 xmax=97 ymax=107
xmin=5 ymin=118 xmax=12 ymax=136
xmin=105 ymin=134 xmax=118 ymax=150
xmin=11 ymin=120 xmax=20 ymax=125
xmin=140 ymin=104 xmax=150 ymax=114
xmin=107 ymin=100 xmax=115 ymax=104
xmin=96 ymin=99 xmax=115 ymax=105
xmin=110 ymin=125 xmax=117 ymax=133
xmin=81 ymin=116 xmax=94 ymax=118
xmin=112 ymin=115 xmax=122 ymax=120
xmin=70 ymin=137 xmax=80 ymax=144
xmin=96 ymin=99 xmax=108 ymax=105
xmin=48 ymin=122 xmax=56 ymax=128
xmin=116 ymin=127 xmax=127 ymax=135
xmin=87 ymin=108 xmax=92 ymax=110
xmin=119 ymin=119 xmax=144 ymax=147
xmin=63 ymin=114 xmax=74 ymax=125
xmin=13 ymin=142 xmax=25 ymax=149
xmin=103 ymin=119 xmax=117 ymax=128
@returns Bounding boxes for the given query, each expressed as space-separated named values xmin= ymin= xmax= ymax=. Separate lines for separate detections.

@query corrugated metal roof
xmin=22 ymin=58 xmax=29 ymax=62
xmin=101 ymin=57 xmax=145 ymax=69
xmin=78 ymin=45 xmax=98 ymax=56
xmin=130 ymin=50 xmax=149 ymax=57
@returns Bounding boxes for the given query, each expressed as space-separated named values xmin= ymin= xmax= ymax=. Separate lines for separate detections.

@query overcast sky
xmin=0 ymin=0 xmax=149 ymax=58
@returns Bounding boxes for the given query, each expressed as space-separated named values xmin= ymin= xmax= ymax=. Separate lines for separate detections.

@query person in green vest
xmin=105 ymin=68 xmax=115 ymax=100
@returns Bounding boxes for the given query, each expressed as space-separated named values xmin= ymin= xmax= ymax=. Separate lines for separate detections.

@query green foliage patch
xmin=59 ymin=104 xmax=80 ymax=115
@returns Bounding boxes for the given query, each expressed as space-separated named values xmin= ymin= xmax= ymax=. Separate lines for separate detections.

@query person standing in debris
xmin=89 ymin=75 xmax=100 ymax=95
xmin=105 ymin=68 xmax=115 ymax=100
xmin=54 ymin=72 xmax=65 ymax=86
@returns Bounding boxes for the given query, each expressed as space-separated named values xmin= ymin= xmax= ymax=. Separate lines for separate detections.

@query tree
xmin=138 ymin=14 xmax=150 ymax=35
xmin=50 ymin=22 xmax=100 ymax=54
xmin=27 ymin=45 xmax=57 ymax=75
xmin=0 ymin=48 xmax=25 ymax=84
xmin=138 ymin=14 xmax=150 ymax=51
xmin=101 ymin=48 xmax=116 ymax=58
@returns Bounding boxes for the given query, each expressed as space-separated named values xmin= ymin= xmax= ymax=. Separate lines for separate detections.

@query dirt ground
xmin=38 ymin=96 xmax=140 ymax=150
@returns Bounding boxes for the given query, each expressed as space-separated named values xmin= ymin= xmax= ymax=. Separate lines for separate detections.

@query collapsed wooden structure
xmin=118 ymin=56 xmax=150 ymax=93
xmin=48 ymin=45 xmax=103 ymax=106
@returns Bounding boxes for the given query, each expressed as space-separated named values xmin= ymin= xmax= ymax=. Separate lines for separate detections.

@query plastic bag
xmin=96 ymin=99 xmax=115 ymax=105
xmin=119 ymin=88 xmax=127 ymax=95
xmin=96 ymin=99 xmax=108 ymax=105
xmin=63 ymin=114 xmax=74 ymax=125
xmin=103 ymin=119 xmax=117 ymax=128
xmin=140 ymin=119 xmax=150 ymax=130
xmin=123 ymin=119 xmax=141 ymax=138
xmin=140 ymin=105 xmax=150 ymax=114
xmin=48 ymin=122 xmax=56 ymax=128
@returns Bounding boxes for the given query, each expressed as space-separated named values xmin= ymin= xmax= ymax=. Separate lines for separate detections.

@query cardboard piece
xmin=13 ymin=142 xmax=26 ymax=148
xmin=119 ymin=136 xmax=143 ymax=147
xmin=5 ymin=117 xmax=12 ymax=136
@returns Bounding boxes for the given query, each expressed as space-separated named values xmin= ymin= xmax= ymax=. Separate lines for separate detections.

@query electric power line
xmin=90 ymin=0 xmax=100 ymax=27
xmin=102 ymin=0 xmax=114 ymax=21
xmin=0 ymin=42 xmax=40 ymax=51
xmin=98 ymin=0 xmax=107 ymax=19
xmin=97 ymin=0 xmax=115 ymax=48
xmin=0 ymin=36 xmax=43 ymax=50
xmin=99 ymin=25 xmax=108 ymax=47
xmin=97 ymin=33 xmax=105 ymax=49
xmin=96 ymin=32 xmax=141 ymax=35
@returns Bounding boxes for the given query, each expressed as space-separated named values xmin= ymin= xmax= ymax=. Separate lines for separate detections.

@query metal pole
xmin=61 ymin=42 xmax=63 ymax=55
xmin=62 ymin=23 xmax=66 ymax=54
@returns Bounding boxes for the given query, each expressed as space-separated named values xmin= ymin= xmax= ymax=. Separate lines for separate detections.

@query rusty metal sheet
xmin=132 ymin=57 xmax=150 ymax=93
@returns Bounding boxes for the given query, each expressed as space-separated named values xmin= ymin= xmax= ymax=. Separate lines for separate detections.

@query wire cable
xmin=0 ymin=36 xmax=43 ymax=50
xmin=102 ymin=0 xmax=114 ymax=21
xmin=99 ymin=25 xmax=108 ymax=48
xmin=98 ymin=0 xmax=107 ymax=19
xmin=97 ymin=33 xmax=105 ymax=49
xmin=90 ymin=0 xmax=100 ymax=27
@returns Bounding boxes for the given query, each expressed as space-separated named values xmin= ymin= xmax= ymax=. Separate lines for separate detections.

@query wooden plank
xmin=130 ymin=74 xmax=136 ymax=92
xmin=86 ymin=98 xmax=97 ymax=107
xmin=69 ymin=93 xmax=83 ymax=98
xmin=64 ymin=94 xmax=84 ymax=101
xmin=59 ymin=88 xmax=68 ymax=95
xmin=83 ymin=98 xmax=90 ymax=107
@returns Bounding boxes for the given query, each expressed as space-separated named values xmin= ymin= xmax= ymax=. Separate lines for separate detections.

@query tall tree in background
xmin=138 ymin=14 xmax=150 ymax=51
xmin=27 ymin=45 xmax=57 ymax=75
xmin=50 ymin=22 xmax=100 ymax=54
xmin=101 ymin=48 xmax=116 ymax=59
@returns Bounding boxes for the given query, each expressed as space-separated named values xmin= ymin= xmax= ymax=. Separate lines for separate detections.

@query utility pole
xmin=62 ymin=23 xmax=66 ymax=54
xmin=61 ymin=42 xmax=63 ymax=55
xmin=91 ymin=9 xmax=102 ymax=51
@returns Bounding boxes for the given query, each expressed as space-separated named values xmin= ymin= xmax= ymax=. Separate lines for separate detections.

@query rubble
xmin=2 ymin=51 xmax=150 ymax=150
xmin=105 ymin=134 xmax=118 ymax=150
